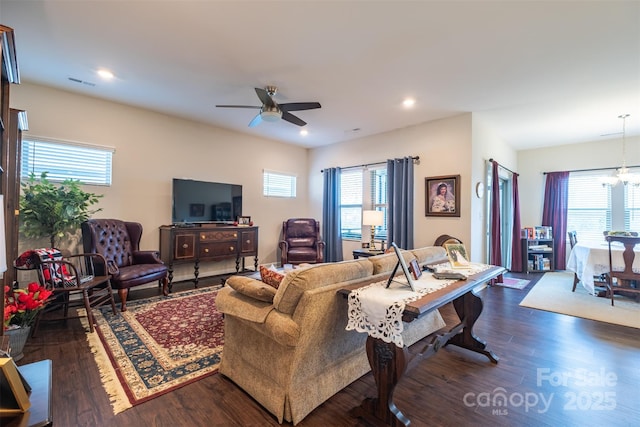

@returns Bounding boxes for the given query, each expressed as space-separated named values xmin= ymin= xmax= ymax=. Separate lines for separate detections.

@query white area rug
xmin=519 ymin=271 xmax=640 ymax=329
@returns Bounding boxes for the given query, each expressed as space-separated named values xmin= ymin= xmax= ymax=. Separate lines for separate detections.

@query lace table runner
xmin=346 ymin=263 xmax=492 ymax=347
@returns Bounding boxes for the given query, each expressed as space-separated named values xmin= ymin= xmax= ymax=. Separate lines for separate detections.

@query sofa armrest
xmin=216 ymin=286 xmax=275 ymax=323
xmin=225 ymin=275 xmax=277 ymax=303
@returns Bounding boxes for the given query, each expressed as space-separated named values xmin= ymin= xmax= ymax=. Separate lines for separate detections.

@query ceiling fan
xmin=216 ymin=86 xmax=321 ymax=128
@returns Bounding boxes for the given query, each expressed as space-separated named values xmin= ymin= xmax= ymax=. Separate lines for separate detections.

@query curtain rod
xmin=543 ymin=165 xmax=640 ymax=174
xmin=489 ymin=158 xmax=518 ymax=176
xmin=321 ymin=156 xmax=419 ymax=173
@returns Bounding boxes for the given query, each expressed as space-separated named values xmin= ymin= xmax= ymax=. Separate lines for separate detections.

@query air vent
xmin=68 ymin=77 xmax=96 ymax=87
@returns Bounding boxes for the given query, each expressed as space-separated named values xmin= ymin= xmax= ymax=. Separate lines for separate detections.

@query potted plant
xmin=3 ymin=283 xmax=53 ymax=360
xmin=19 ymin=172 xmax=103 ymax=248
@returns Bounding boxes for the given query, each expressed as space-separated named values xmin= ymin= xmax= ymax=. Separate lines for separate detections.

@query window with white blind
xmin=263 ymin=170 xmax=297 ymax=197
xmin=564 ymin=171 xmax=640 ymax=243
xmin=21 ymin=138 xmax=113 ymax=186
xmin=340 ymin=167 xmax=388 ymax=240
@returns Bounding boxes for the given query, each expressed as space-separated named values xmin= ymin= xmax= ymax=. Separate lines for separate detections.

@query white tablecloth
xmin=566 ymin=241 xmax=640 ymax=295
xmin=346 ymin=263 xmax=491 ymax=347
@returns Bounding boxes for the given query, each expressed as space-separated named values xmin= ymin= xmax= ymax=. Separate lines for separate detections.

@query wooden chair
xmin=32 ymin=253 xmax=117 ymax=337
xmin=605 ymin=235 xmax=640 ymax=306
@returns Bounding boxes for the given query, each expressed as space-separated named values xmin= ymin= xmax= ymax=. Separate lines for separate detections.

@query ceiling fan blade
xmin=279 ymin=102 xmax=321 ymax=112
xmin=281 ymin=111 xmax=307 ymax=127
xmin=248 ymin=113 xmax=262 ymax=128
xmin=255 ymin=88 xmax=275 ymax=108
xmin=216 ymin=105 xmax=261 ymax=109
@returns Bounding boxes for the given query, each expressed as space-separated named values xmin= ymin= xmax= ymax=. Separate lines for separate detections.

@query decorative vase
xmin=5 ymin=326 xmax=31 ymax=361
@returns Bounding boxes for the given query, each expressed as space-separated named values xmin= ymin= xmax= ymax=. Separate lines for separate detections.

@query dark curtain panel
xmin=542 ymin=171 xmax=569 ymax=270
xmin=510 ymin=173 xmax=523 ymax=272
xmin=387 ymin=157 xmax=414 ymax=249
xmin=490 ymin=160 xmax=502 ymax=267
xmin=322 ymin=167 xmax=343 ymax=262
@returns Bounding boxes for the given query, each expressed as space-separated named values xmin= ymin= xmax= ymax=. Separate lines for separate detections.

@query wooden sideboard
xmin=159 ymin=225 xmax=259 ymax=287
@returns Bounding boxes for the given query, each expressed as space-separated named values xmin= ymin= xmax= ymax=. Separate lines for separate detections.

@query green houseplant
xmin=20 ymin=172 xmax=103 ymax=248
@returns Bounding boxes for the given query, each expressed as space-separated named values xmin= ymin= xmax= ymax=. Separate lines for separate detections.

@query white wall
xmin=517 ymin=136 xmax=640 ymax=228
xmin=309 ymin=114 xmax=476 ymax=258
xmin=11 ymin=82 xmax=311 ymax=281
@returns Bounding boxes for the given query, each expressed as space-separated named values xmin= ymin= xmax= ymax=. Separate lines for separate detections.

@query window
xmin=340 ymin=167 xmax=388 ymax=240
xmin=567 ymin=172 xmax=612 ymax=243
xmin=263 ymin=170 xmax=296 ymax=197
xmin=21 ymin=137 xmax=113 ymax=185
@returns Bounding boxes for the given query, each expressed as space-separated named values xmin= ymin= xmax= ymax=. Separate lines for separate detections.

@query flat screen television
xmin=172 ymin=178 xmax=242 ymax=224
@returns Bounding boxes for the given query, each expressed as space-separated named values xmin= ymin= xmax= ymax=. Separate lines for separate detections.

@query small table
xmin=340 ymin=265 xmax=505 ymax=426
xmin=352 ymin=249 xmax=385 ymax=259
xmin=2 ymin=359 xmax=53 ymax=427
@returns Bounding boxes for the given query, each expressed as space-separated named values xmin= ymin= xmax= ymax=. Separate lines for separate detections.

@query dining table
xmin=566 ymin=240 xmax=640 ymax=295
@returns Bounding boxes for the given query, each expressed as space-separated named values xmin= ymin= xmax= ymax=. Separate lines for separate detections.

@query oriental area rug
xmin=519 ymin=272 xmax=640 ymax=329
xmin=80 ymin=286 xmax=224 ymax=414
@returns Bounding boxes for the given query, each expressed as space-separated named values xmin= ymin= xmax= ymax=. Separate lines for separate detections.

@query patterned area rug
xmin=496 ymin=277 xmax=531 ymax=289
xmin=81 ymin=287 xmax=224 ymax=414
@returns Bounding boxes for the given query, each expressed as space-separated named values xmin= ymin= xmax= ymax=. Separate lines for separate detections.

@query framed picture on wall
xmin=425 ymin=175 xmax=460 ymax=217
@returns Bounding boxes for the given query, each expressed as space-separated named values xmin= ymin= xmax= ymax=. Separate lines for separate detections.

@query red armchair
xmin=81 ymin=219 xmax=168 ymax=311
xmin=279 ymin=218 xmax=325 ymax=265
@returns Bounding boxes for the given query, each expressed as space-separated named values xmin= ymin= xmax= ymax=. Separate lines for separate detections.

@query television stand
xmin=159 ymin=224 xmax=259 ymax=287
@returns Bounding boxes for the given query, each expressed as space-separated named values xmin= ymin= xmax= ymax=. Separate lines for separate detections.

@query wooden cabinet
xmin=521 ymin=238 xmax=554 ymax=273
xmin=160 ymin=225 xmax=258 ymax=286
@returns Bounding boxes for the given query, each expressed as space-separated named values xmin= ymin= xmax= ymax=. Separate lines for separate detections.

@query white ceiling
xmin=2 ymin=1 xmax=639 ymax=150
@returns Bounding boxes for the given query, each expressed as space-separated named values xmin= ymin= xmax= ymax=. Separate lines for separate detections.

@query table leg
xmin=351 ymin=336 xmax=411 ymax=427
xmin=447 ymin=290 xmax=499 ymax=363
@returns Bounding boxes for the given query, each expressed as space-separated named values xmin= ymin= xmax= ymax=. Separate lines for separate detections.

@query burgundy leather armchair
xmin=279 ymin=218 xmax=325 ymax=265
xmin=81 ymin=219 xmax=169 ymax=311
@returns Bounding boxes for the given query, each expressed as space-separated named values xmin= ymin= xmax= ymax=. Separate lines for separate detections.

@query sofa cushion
xmin=225 ymin=275 xmax=277 ymax=303
xmin=368 ymin=251 xmax=417 ymax=275
xmin=273 ymin=259 xmax=373 ymax=315
xmin=411 ymin=246 xmax=448 ymax=266
xmin=260 ymin=265 xmax=285 ymax=289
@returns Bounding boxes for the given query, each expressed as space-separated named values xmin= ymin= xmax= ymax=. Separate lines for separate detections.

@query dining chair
xmin=605 ymin=235 xmax=640 ymax=306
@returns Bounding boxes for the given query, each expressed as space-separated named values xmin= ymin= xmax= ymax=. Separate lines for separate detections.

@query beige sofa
xmin=215 ymin=246 xmax=448 ymax=425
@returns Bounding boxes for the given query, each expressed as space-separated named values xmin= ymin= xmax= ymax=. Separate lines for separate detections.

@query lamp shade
xmin=362 ymin=210 xmax=384 ymax=226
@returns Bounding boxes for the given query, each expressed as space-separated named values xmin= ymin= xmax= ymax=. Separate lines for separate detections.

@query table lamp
xmin=362 ymin=210 xmax=384 ymax=250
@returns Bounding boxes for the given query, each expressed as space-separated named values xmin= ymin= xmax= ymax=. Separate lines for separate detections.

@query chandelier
xmin=601 ymin=114 xmax=640 ymax=186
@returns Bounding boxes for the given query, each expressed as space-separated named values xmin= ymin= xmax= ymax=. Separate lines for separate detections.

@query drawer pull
xmin=230 ymin=246 xmax=234 ymax=251
xmin=246 ymin=240 xmax=251 ymax=244
xmin=182 ymin=244 xmax=189 ymax=249
xmin=204 ymin=248 xmax=209 ymax=253
xmin=233 ymin=233 xmax=237 ymax=238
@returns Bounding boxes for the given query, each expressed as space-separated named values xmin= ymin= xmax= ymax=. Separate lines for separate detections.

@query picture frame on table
xmin=425 ymin=175 xmax=460 ymax=217
xmin=445 ymin=243 xmax=471 ymax=268
xmin=237 ymin=216 xmax=251 ymax=226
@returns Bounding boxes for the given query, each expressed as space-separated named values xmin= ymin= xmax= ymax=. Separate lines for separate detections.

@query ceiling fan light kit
xmin=216 ymin=86 xmax=321 ymax=128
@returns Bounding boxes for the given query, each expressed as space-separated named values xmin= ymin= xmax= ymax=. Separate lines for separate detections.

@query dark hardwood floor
xmin=15 ymin=272 xmax=640 ymax=427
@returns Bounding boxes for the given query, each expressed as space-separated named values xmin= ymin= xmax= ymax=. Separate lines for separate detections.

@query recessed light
xmin=300 ymin=129 xmax=308 ymax=136
xmin=97 ymin=69 xmax=114 ymax=80
xmin=402 ymin=98 xmax=416 ymax=108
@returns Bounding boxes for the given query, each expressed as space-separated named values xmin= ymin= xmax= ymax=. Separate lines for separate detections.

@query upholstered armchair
xmin=279 ymin=218 xmax=325 ymax=265
xmin=81 ymin=219 xmax=169 ymax=311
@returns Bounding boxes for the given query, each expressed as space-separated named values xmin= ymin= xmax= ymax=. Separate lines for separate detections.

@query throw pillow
xmin=260 ymin=265 xmax=285 ymax=289
xmin=226 ymin=276 xmax=277 ymax=303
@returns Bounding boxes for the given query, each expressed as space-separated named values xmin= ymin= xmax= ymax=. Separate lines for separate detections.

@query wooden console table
xmin=340 ymin=265 xmax=505 ymax=426
xmin=159 ymin=225 xmax=258 ymax=287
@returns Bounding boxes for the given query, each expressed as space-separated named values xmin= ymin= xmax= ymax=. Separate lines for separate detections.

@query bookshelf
xmin=521 ymin=238 xmax=554 ymax=273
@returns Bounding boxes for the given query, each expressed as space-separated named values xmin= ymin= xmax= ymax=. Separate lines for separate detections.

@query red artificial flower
xmin=3 ymin=282 xmax=53 ymax=330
